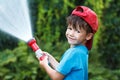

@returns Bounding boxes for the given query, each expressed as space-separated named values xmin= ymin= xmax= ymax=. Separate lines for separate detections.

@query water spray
xmin=0 ymin=0 xmax=46 ymax=61
xmin=27 ymin=38 xmax=46 ymax=61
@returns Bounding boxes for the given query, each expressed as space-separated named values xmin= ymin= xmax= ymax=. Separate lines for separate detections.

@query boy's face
xmin=66 ymin=24 xmax=92 ymax=47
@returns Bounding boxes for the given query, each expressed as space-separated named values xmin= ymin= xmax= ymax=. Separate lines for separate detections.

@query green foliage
xmin=89 ymin=48 xmax=120 ymax=80
xmin=98 ymin=0 xmax=120 ymax=69
xmin=0 ymin=42 xmax=39 ymax=80
xmin=0 ymin=32 xmax=18 ymax=51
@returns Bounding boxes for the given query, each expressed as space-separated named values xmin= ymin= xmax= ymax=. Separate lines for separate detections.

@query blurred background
xmin=0 ymin=0 xmax=120 ymax=80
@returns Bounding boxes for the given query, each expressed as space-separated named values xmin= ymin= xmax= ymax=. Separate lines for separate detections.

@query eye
xmin=76 ymin=30 xmax=80 ymax=33
xmin=67 ymin=27 xmax=72 ymax=30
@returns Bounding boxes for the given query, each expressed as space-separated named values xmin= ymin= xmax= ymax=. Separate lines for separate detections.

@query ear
xmin=86 ymin=33 xmax=93 ymax=40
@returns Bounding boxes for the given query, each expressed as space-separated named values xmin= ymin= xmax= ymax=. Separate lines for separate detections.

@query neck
xmin=70 ymin=45 xmax=75 ymax=48
xmin=70 ymin=41 xmax=87 ymax=48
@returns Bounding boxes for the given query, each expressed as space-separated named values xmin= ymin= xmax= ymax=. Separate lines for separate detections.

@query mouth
xmin=67 ymin=36 xmax=76 ymax=41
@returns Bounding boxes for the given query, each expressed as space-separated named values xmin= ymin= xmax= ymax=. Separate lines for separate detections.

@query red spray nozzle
xmin=27 ymin=38 xmax=46 ymax=61
xmin=27 ymin=38 xmax=39 ymax=52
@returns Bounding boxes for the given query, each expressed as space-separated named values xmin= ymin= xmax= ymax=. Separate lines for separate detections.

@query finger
xmin=42 ymin=51 xmax=48 ymax=55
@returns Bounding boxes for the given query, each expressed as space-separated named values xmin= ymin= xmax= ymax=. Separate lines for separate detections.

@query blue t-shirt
xmin=56 ymin=45 xmax=88 ymax=80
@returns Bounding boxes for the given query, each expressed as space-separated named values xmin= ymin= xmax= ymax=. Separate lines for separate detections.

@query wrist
xmin=41 ymin=62 xmax=49 ymax=68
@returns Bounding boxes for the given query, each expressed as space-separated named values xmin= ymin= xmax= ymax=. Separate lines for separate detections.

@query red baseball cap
xmin=71 ymin=6 xmax=99 ymax=50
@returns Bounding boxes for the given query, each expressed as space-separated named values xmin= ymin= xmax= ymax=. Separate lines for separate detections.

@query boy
xmin=39 ymin=6 xmax=98 ymax=80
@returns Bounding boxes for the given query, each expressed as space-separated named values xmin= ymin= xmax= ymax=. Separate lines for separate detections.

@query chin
xmin=68 ymin=41 xmax=76 ymax=45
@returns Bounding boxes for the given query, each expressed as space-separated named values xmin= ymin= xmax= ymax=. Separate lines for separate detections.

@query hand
xmin=39 ymin=53 xmax=49 ymax=68
xmin=41 ymin=51 xmax=54 ymax=62
xmin=42 ymin=51 xmax=59 ymax=69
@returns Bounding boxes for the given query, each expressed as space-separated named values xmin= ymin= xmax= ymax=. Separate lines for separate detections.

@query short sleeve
xmin=56 ymin=48 xmax=83 ymax=75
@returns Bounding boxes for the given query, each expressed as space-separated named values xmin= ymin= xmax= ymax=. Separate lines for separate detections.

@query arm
xmin=47 ymin=52 xmax=59 ymax=69
xmin=39 ymin=56 xmax=64 ymax=80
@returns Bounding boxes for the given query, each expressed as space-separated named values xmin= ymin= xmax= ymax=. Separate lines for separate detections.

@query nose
xmin=69 ymin=29 xmax=75 ymax=36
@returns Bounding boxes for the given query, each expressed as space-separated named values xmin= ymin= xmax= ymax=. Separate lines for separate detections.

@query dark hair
xmin=66 ymin=15 xmax=93 ymax=34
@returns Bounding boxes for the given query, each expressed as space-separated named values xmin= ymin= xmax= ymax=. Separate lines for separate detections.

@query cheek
xmin=75 ymin=34 xmax=83 ymax=40
xmin=77 ymin=34 xmax=86 ymax=42
xmin=65 ymin=30 xmax=69 ymax=35
xmin=65 ymin=30 xmax=68 ymax=37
